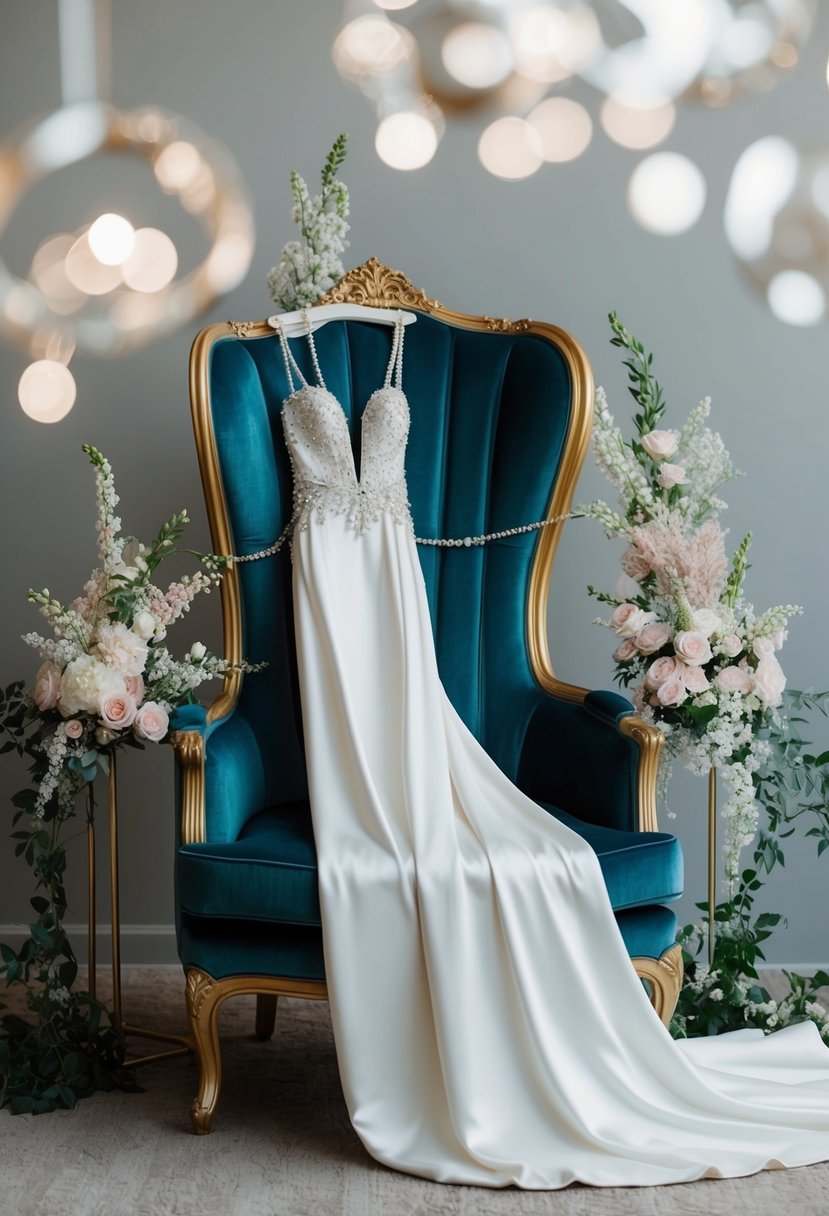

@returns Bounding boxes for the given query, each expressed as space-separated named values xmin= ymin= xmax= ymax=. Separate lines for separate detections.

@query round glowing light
xmin=30 ymin=233 xmax=86 ymax=314
xmin=375 ymin=111 xmax=439 ymax=170
xmin=724 ymin=137 xmax=798 ymax=259
xmin=373 ymin=0 xmax=418 ymax=8
xmin=18 ymin=359 xmax=77 ymax=422
xmin=441 ymin=22 xmax=513 ymax=90
xmin=689 ymin=0 xmax=816 ymax=105
xmin=122 ymin=228 xmax=179 ymax=293
xmin=478 ymin=117 xmax=543 ymax=180
xmin=600 ymin=96 xmax=676 ymax=150
xmin=527 ymin=97 xmax=592 ymax=163
xmin=65 ymin=232 xmax=123 ymax=295
xmin=88 ymin=213 xmax=135 ymax=266
xmin=153 ymin=140 xmax=202 ymax=192
xmin=509 ymin=4 xmax=574 ymax=83
xmin=333 ymin=16 xmax=413 ymax=79
xmin=627 ymin=152 xmax=706 ymax=235
xmin=767 ymin=269 xmax=825 ymax=325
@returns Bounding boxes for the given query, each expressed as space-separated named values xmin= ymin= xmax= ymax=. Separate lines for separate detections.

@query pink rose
xmin=681 ymin=662 xmax=709 ymax=693
xmin=715 ymin=665 xmax=753 ymax=694
xmin=64 ymin=719 xmax=84 ymax=738
xmin=99 ymin=692 xmax=137 ymax=731
xmin=720 ymin=634 xmax=743 ymax=658
xmin=641 ymin=429 xmax=679 ymax=461
xmin=634 ymin=622 xmax=673 ymax=655
xmin=134 ymin=701 xmax=169 ymax=743
xmin=753 ymin=636 xmax=775 ymax=659
xmin=612 ymin=639 xmax=637 ymax=662
xmin=657 ymin=463 xmax=686 ymax=489
xmin=611 ymin=603 xmax=655 ymax=639
xmin=645 ymin=655 xmax=678 ymax=690
xmin=753 ymin=655 xmax=786 ymax=708
xmin=674 ymin=630 xmax=713 ymax=667
xmin=33 ymin=661 xmax=61 ymax=712
xmin=656 ymin=673 xmax=687 ymax=707
xmin=124 ymin=674 xmax=145 ymax=704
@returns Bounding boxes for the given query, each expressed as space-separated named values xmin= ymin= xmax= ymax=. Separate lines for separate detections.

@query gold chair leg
xmin=633 ymin=944 xmax=684 ymax=1027
xmin=255 ymin=994 xmax=278 ymax=1041
xmin=186 ymin=969 xmax=225 ymax=1135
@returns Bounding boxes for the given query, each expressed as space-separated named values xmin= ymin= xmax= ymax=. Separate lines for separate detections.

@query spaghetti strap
xmin=274 ymin=318 xmax=308 ymax=394
xmin=383 ymin=311 xmax=405 ymax=390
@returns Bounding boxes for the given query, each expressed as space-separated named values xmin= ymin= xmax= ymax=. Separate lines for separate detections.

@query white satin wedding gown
xmin=276 ymin=315 xmax=829 ymax=1189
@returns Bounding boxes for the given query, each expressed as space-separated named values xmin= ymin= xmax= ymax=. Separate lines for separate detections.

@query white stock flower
xmin=132 ymin=610 xmax=159 ymax=641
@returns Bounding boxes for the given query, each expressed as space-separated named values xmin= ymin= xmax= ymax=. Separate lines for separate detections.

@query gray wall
xmin=1 ymin=1 xmax=827 ymax=965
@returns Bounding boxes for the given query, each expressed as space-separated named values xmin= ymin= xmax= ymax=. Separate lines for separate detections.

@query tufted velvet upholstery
xmin=175 ymin=311 xmax=682 ymax=983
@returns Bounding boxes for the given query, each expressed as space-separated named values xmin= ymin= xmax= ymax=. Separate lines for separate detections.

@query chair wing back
xmin=191 ymin=264 xmax=592 ymax=841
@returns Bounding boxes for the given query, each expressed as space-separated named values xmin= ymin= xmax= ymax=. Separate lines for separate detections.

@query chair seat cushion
xmin=177 ymin=798 xmax=682 ymax=926
xmin=538 ymin=803 xmax=683 ymax=911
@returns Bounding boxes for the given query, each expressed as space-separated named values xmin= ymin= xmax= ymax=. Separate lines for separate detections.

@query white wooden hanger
xmin=267 ymin=302 xmax=418 ymax=336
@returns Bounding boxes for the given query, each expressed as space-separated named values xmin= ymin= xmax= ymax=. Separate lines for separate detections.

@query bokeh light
xmin=478 ymin=117 xmax=543 ymax=180
xmin=18 ymin=359 xmax=77 ymax=422
xmin=628 ymin=152 xmax=707 ymax=234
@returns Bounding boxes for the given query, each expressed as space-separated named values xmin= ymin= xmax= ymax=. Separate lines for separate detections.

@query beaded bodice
xmin=281 ymin=382 xmax=411 ymax=534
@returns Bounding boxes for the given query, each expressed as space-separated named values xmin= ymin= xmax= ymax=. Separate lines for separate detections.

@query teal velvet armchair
xmin=172 ymin=260 xmax=683 ymax=1134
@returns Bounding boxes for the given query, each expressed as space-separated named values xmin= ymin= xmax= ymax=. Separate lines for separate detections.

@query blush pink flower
xmin=641 ymin=429 xmax=679 ymax=461
xmin=134 ymin=701 xmax=169 ymax=743
xmin=98 ymin=691 xmax=137 ymax=731
xmin=753 ymin=655 xmax=786 ymax=708
xmin=611 ymin=603 xmax=655 ymax=639
xmin=715 ymin=665 xmax=753 ymax=694
xmin=753 ymin=636 xmax=775 ymax=659
xmin=645 ymin=655 xmax=679 ymax=690
xmin=64 ymin=719 xmax=84 ymax=739
xmin=635 ymin=622 xmax=673 ymax=655
xmin=681 ymin=662 xmax=710 ymax=693
xmin=33 ymin=661 xmax=61 ymax=712
xmin=124 ymin=674 xmax=145 ymax=704
xmin=720 ymin=634 xmax=743 ymax=658
xmin=612 ymin=639 xmax=637 ymax=662
xmin=674 ymin=630 xmax=713 ymax=667
xmin=656 ymin=673 xmax=687 ymax=707
xmin=657 ymin=463 xmax=686 ymax=489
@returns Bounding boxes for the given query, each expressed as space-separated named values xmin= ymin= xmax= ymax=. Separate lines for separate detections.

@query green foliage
xmin=608 ymin=310 xmax=666 ymax=439
xmin=321 ymin=131 xmax=348 ymax=194
xmin=0 ymin=686 xmax=135 ymax=1112
xmin=724 ymin=532 xmax=752 ymax=608
xmin=671 ymin=690 xmax=829 ymax=1040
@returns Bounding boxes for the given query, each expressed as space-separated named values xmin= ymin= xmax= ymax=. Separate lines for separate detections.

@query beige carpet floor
xmin=2 ymin=968 xmax=829 ymax=1216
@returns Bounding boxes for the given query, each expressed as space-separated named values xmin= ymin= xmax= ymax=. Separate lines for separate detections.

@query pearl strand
xmin=414 ymin=512 xmax=570 ymax=548
xmin=303 ymin=309 xmax=328 ymax=390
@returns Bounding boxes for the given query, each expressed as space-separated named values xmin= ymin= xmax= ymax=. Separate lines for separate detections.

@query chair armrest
xmin=170 ymin=705 xmax=268 ymax=845
xmin=517 ymin=689 xmax=663 ymax=834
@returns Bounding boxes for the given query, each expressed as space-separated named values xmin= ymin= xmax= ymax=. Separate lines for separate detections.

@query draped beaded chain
xmin=223 ymin=313 xmax=571 ymax=566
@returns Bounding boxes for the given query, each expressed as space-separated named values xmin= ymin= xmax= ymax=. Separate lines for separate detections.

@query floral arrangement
xmin=0 ymin=445 xmax=257 ymax=1114
xmin=267 ymin=132 xmax=350 ymax=311
xmin=582 ymin=314 xmax=799 ymax=886
xmin=583 ymin=315 xmax=829 ymax=1042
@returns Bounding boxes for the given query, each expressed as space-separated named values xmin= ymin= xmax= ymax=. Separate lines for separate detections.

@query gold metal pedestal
xmin=708 ymin=766 xmax=717 ymax=967
xmin=86 ymin=755 xmax=192 ymax=1068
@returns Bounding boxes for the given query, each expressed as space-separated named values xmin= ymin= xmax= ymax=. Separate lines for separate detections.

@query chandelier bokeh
xmin=333 ymin=0 xmax=823 ymax=325
xmin=1 ymin=0 xmax=255 ymax=422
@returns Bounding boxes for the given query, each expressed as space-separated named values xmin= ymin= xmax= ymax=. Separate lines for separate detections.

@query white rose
xmin=614 ymin=573 xmax=642 ymax=602
xmin=611 ymin=603 xmax=655 ymax=639
xmin=95 ymin=621 xmax=148 ymax=676
xmin=132 ymin=610 xmax=159 ymax=641
xmin=657 ymin=463 xmax=686 ymax=489
xmin=691 ymin=609 xmax=723 ymax=639
xmin=753 ymin=655 xmax=786 ymax=708
xmin=108 ymin=564 xmax=140 ymax=585
xmin=189 ymin=641 xmax=207 ymax=662
xmin=59 ymin=655 xmax=123 ymax=716
xmin=673 ymin=630 xmax=713 ymax=667
xmin=771 ymin=628 xmax=788 ymax=650
xmin=753 ymin=636 xmax=775 ymax=659
xmin=641 ymin=430 xmax=679 ymax=462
